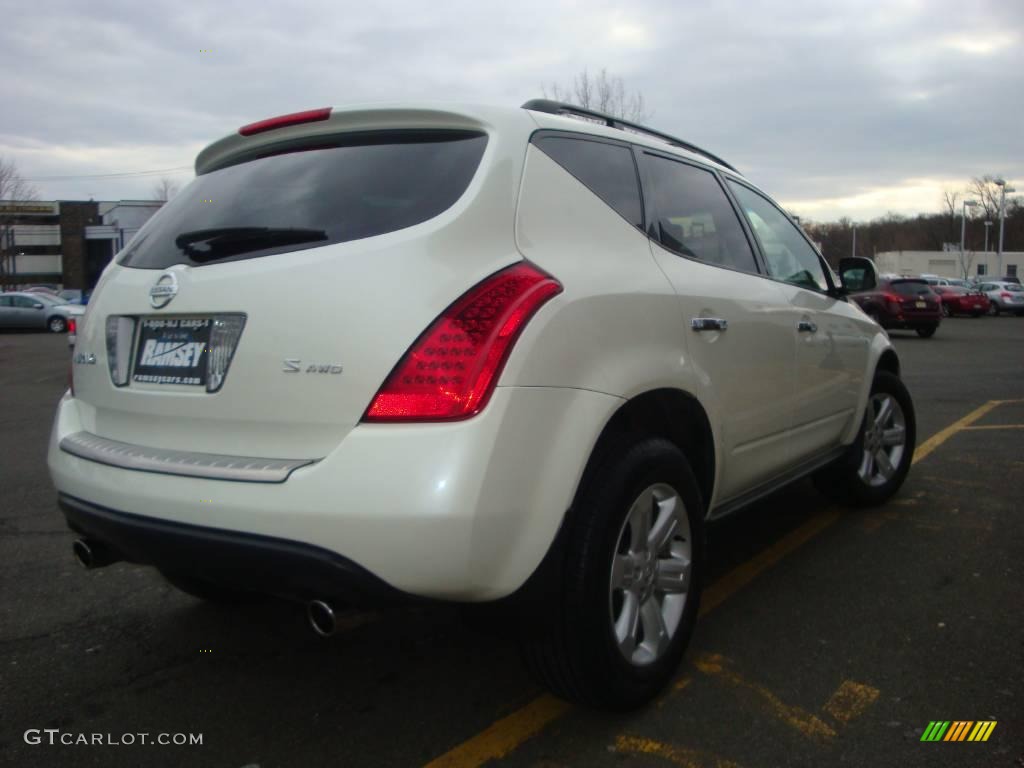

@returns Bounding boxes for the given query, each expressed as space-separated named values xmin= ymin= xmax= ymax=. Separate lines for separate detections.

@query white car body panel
xmin=49 ymin=101 xmax=899 ymax=601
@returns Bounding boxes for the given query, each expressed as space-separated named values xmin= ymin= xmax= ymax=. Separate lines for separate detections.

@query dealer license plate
xmin=915 ymin=301 xmax=926 ymax=308
xmin=133 ymin=317 xmax=212 ymax=386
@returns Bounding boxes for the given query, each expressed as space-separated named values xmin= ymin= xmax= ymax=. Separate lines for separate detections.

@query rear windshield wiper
xmin=174 ymin=227 xmax=328 ymax=262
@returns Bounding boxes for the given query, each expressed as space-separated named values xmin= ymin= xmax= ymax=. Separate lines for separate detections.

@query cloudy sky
xmin=1 ymin=0 xmax=1021 ymax=221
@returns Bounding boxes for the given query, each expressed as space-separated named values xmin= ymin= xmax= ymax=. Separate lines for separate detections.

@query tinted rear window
xmin=890 ymin=280 xmax=931 ymax=296
xmin=533 ymin=135 xmax=643 ymax=228
xmin=119 ymin=131 xmax=488 ymax=269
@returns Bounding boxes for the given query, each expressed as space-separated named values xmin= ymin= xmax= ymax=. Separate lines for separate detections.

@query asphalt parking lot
xmin=1 ymin=316 xmax=1022 ymax=768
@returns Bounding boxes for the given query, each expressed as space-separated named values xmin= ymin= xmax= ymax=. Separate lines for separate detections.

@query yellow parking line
xmin=700 ymin=509 xmax=840 ymax=617
xmin=960 ymin=424 xmax=1024 ymax=430
xmin=422 ymin=695 xmax=570 ymax=768
xmin=421 ymin=401 xmax=1001 ymax=767
xmin=612 ymin=734 xmax=743 ymax=768
xmin=911 ymin=400 xmax=1002 ymax=464
xmin=822 ymin=680 xmax=880 ymax=723
xmin=694 ymin=654 xmax=837 ymax=741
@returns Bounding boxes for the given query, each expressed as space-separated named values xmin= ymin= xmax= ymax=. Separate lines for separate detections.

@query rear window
xmin=533 ymin=135 xmax=643 ymax=228
xmin=119 ymin=131 xmax=488 ymax=269
xmin=890 ymin=280 xmax=931 ymax=296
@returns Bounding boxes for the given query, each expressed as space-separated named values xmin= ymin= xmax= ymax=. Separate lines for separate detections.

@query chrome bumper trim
xmin=59 ymin=431 xmax=316 ymax=483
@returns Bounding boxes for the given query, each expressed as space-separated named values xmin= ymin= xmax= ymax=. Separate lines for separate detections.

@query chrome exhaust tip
xmin=72 ymin=538 xmax=118 ymax=569
xmin=307 ymin=600 xmax=337 ymax=637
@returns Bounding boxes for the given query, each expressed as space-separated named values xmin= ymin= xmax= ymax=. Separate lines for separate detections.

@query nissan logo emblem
xmin=149 ymin=272 xmax=179 ymax=309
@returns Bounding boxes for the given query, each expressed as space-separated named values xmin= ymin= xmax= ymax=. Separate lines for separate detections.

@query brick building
xmin=0 ymin=200 xmax=162 ymax=290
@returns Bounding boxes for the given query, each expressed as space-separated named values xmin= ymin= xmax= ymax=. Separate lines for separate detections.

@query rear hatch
xmin=70 ymin=106 xmax=527 ymax=459
xmin=890 ymin=279 xmax=939 ymax=316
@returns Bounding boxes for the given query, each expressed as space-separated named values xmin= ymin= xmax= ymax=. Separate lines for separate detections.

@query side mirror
xmin=838 ymin=257 xmax=878 ymax=293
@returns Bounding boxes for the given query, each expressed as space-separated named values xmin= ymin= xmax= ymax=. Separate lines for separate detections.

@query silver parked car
xmin=0 ymin=292 xmax=86 ymax=332
xmin=978 ymin=281 xmax=1024 ymax=315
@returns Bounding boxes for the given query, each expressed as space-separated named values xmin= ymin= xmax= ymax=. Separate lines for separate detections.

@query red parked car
xmin=846 ymin=277 xmax=942 ymax=337
xmin=930 ymin=285 xmax=991 ymax=317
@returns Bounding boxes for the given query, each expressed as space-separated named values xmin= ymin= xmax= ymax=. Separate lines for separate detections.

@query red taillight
xmin=363 ymin=262 xmax=562 ymax=422
xmin=67 ymin=317 xmax=77 ymax=336
xmin=238 ymin=107 xmax=332 ymax=136
xmin=1000 ymin=292 xmax=1012 ymax=300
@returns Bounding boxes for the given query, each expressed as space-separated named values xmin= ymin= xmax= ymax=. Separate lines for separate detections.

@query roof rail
xmin=521 ymin=99 xmax=739 ymax=174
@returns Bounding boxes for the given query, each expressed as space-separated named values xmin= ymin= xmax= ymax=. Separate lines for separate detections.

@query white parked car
xmin=978 ymin=280 xmax=1024 ymax=315
xmin=48 ymin=100 xmax=917 ymax=709
xmin=0 ymin=291 xmax=85 ymax=333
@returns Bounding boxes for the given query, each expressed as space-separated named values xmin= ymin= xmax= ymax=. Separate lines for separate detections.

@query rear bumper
xmin=59 ymin=493 xmax=401 ymax=604
xmin=48 ymin=385 xmax=621 ymax=601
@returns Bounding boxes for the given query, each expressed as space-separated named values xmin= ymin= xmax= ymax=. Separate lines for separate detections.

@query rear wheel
xmin=990 ymin=304 xmax=1000 ymax=316
xmin=940 ymin=303 xmax=951 ymax=317
xmin=47 ymin=316 xmax=67 ymax=333
xmin=814 ymin=371 xmax=916 ymax=507
xmin=518 ymin=437 xmax=703 ymax=710
xmin=915 ymin=325 xmax=937 ymax=338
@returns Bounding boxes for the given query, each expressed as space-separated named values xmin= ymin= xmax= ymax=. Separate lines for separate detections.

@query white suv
xmin=48 ymin=100 xmax=916 ymax=709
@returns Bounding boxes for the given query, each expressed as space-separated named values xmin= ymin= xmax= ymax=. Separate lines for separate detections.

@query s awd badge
xmin=283 ymin=359 xmax=343 ymax=374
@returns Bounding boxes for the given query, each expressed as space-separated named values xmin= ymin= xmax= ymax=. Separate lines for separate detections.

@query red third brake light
xmin=364 ymin=262 xmax=563 ymax=422
xmin=238 ymin=107 xmax=332 ymax=136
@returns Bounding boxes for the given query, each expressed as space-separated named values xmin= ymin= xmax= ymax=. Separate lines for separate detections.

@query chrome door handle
xmin=691 ymin=317 xmax=728 ymax=332
xmin=797 ymin=320 xmax=818 ymax=333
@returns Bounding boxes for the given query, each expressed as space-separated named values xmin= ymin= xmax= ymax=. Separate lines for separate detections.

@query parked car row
xmin=0 ymin=291 xmax=86 ymax=333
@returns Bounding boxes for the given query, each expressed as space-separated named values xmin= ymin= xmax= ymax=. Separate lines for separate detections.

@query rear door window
xmin=641 ymin=153 xmax=759 ymax=274
xmin=119 ymin=131 xmax=488 ymax=269
xmin=533 ymin=135 xmax=643 ymax=228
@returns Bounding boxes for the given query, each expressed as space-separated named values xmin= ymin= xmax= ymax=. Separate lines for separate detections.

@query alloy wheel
xmin=609 ymin=483 xmax=691 ymax=666
xmin=858 ymin=393 xmax=907 ymax=487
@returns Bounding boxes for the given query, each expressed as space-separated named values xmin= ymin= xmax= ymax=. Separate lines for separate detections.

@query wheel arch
xmin=581 ymin=388 xmax=716 ymax=516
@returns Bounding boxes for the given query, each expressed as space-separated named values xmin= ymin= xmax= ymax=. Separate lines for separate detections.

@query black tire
xmin=518 ymin=437 xmax=704 ymax=710
xmin=814 ymin=370 xmax=916 ymax=507
xmin=940 ymin=303 xmax=950 ymax=318
xmin=47 ymin=316 xmax=67 ymax=333
xmin=990 ymin=304 xmax=1000 ymax=316
xmin=160 ymin=570 xmax=263 ymax=604
xmin=915 ymin=325 xmax=937 ymax=338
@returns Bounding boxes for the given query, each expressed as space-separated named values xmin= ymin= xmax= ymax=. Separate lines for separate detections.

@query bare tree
xmin=941 ymin=188 xmax=960 ymax=220
xmin=967 ymin=175 xmax=1003 ymax=223
xmin=0 ymin=156 xmax=39 ymax=202
xmin=150 ymin=177 xmax=180 ymax=202
xmin=0 ymin=156 xmax=42 ymax=288
xmin=543 ymin=68 xmax=649 ymax=122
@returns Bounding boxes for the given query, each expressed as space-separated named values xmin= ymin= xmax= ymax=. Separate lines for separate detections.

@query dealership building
xmin=875 ymin=249 xmax=1022 ymax=280
xmin=0 ymin=200 xmax=162 ymax=290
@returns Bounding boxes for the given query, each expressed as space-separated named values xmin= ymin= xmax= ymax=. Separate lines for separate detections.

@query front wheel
xmin=814 ymin=371 xmax=916 ymax=507
xmin=916 ymin=325 xmax=937 ymax=338
xmin=940 ymin=303 xmax=951 ymax=317
xmin=518 ymin=437 xmax=704 ymax=710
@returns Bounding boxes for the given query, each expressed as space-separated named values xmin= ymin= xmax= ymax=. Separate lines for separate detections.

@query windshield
xmin=118 ymin=131 xmax=488 ymax=269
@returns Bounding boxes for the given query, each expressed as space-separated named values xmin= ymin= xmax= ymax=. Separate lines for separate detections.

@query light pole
xmin=960 ymin=200 xmax=979 ymax=279
xmin=995 ymin=179 xmax=1016 ymax=278
xmin=984 ymin=221 xmax=993 ymax=253
xmin=852 ymin=224 xmax=857 ymax=258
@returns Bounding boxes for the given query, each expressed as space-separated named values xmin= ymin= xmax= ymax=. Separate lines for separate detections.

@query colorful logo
xmin=920 ymin=721 xmax=996 ymax=742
